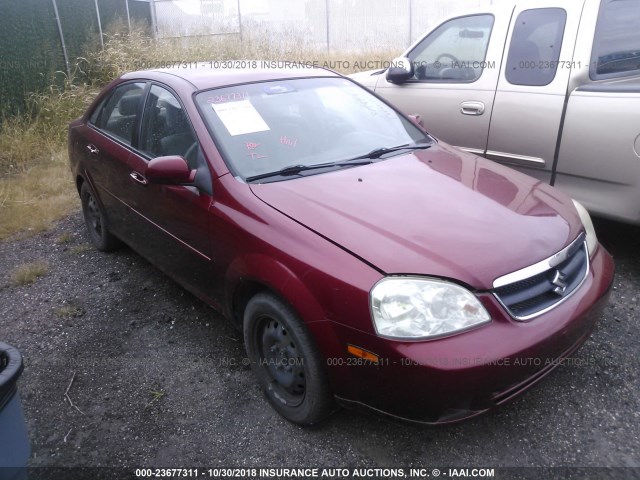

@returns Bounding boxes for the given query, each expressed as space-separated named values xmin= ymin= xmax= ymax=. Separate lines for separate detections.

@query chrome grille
xmin=493 ymin=235 xmax=589 ymax=320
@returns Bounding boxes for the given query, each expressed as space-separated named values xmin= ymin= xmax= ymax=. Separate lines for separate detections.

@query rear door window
xmin=95 ymin=82 xmax=146 ymax=145
xmin=591 ymin=0 xmax=640 ymax=79
xmin=505 ymin=8 xmax=567 ymax=86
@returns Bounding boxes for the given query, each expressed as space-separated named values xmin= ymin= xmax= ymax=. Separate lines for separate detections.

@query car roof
xmin=120 ymin=63 xmax=340 ymax=91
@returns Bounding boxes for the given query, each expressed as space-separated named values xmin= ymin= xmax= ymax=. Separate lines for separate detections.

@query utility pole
xmin=94 ymin=0 xmax=104 ymax=49
xmin=408 ymin=0 xmax=412 ymax=44
xmin=150 ymin=0 xmax=159 ymax=39
xmin=125 ymin=0 xmax=132 ymax=34
xmin=325 ymin=0 xmax=330 ymax=52
xmin=51 ymin=0 xmax=71 ymax=78
xmin=237 ymin=0 xmax=243 ymax=40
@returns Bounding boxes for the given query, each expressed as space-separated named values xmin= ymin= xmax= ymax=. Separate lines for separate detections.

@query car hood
xmin=249 ymin=143 xmax=583 ymax=289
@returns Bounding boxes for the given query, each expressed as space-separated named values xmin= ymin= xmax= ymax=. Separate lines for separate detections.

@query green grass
xmin=145 ymin=389 xmax=166 ymax=408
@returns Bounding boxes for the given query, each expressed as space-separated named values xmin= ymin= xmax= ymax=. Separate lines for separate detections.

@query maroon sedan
xmin=68 ymin=66 xmax=614 ymax=425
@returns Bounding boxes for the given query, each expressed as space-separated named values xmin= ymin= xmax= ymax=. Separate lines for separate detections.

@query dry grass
xmin=82 ymin=22 xmax=398 ymax=84
xmin=0 ymin=150 xmax=79 ymax=240
xmin=0 ymin=24 xmax=397 ymax=240
xmin=55 ymin=232 xmax=73 ymax=244
xmin=70 ymin=244 xmax=92 ymax=255
xmin=0 ymin=76 xmax=93 ymax=240
xmin=10 ymin=260 xmax=49 ymax=286
xmin=0 ymin=118 xmax=51 ymax=175
xmin=28 ymin=80 xmax=100 ymax=145
xmin=0 ymin=80 xmax=99 ymax=177
xmin=55 ymin=304 xmax=85 ymax=318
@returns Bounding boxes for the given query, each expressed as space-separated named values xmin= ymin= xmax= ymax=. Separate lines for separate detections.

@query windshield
xmin=195 ymin=77 xmax=430 ymax=181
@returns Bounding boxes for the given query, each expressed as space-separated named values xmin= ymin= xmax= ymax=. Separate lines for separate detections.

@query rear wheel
xmin=243 ymin=293 xmax=333 ymax=425
xmin=80 ymin=183 xmax=121 ymax=251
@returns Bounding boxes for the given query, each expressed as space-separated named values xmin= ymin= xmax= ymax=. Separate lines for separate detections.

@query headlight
xmin=572 ymin=200 xmax=598 ymax=257
xmin=370 ymin=277 xmax=491 ymax=340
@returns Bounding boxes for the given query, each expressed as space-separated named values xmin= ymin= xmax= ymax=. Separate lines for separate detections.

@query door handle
xmin=86 ymin=144 xmax=99 ymax=155
xmin=460 ymin=101 xmax=485 ymax=116
xmin=129 ymin=172 xmax=148 ymax=185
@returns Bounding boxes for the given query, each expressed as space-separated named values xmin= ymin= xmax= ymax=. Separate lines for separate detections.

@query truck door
xmin=375 ymin=10 xmax=513 ymax=156
xmin=486 ymin=2 xmax=583 ymax=183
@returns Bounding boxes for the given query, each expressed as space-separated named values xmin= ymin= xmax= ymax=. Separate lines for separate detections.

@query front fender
xmin=223 ymin=253 xmax=359 ymax=398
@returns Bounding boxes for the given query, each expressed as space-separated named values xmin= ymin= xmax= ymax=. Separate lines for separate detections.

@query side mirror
xmin=386 ymin=57 xmax=414 ymax=84
xmin=146 ymin=155 xmax=195 ymax=185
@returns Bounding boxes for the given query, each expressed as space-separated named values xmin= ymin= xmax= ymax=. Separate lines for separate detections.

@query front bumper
xmin=331 ymin=245 xmax=614 ymax=424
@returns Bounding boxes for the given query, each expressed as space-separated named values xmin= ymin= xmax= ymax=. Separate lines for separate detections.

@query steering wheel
xmin=435 ymin=53 xmax=461 ymax=65
xmin=183 ymin=141 xmax=199 ymax=169
xmin=434 ymin=53 xmax=463 ymax=80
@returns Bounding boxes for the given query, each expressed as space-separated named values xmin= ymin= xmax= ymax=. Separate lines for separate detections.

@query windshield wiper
xmin=346 ymin=142 xmax=433 ymax=162
xmin=245 ymin=160 xmax=373 ymax=183
xmin=245 ymin=142 xmax=433 ymax=183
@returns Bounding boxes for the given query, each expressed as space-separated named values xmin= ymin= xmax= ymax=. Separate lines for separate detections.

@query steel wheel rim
xmin=86 ymin=194 xmax=103 ymax=239
xmin=258 ymin=316 xmax=306 ymax=407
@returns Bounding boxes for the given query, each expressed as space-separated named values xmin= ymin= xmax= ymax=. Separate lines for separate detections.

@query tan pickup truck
xmin=351 ymin=0 xmax=640 ymax=224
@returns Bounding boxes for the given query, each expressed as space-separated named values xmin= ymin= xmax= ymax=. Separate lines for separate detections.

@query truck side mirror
xmin=386 ymin=57 xmax=414 ymax=84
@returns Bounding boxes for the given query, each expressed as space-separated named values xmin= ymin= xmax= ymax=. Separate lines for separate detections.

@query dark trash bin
xmin=0 ymin=342 xmax=30 ymax=480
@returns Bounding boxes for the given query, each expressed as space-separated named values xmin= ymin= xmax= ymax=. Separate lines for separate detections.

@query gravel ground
xmin=0 ymin=213 xmax=638 ymax=478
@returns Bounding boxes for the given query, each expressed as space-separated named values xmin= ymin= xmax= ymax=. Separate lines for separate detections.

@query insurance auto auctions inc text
xmin=253 ymin=468 xmax=495 ymax=478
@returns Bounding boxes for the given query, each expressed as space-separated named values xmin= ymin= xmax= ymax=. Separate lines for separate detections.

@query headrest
xmin=165 ymin=103 xmax=188 ymax=131
xmin=118 ymin=94 xmax=140 ymax=116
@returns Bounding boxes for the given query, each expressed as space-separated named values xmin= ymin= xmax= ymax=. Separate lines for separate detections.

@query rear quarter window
xmin=88 ymin=97 xmax=106 ymax=125
xmin=591 ymin=0 xmax=640 ymax=80
xmin=505 ymin=8 xmax=567 ymax=86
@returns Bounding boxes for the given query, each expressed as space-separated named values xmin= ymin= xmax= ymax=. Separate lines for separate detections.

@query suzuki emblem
xmin=551 ymin=270 xmax=568 ymax=296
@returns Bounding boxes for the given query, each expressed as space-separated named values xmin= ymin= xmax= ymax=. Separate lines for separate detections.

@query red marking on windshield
xmin=280 ymin=136 xmax=298 ymax=147
xmin=245 ymin=142 xmax=260 ymax=151
xmin=247 ymin=152 xmax=269 ymax=160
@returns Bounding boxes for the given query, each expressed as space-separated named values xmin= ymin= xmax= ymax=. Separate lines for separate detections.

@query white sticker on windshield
xmin=212 ymin=100 xmax=270 ymax=136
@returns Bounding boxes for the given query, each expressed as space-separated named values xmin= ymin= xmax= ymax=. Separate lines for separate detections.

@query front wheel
xmin=243 ymin=293 xmax=333 ymax=425
xmin=80 ymin=183 xmax=121 ymax=252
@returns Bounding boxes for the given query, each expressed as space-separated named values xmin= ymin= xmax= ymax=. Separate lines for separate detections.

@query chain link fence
xmin=149 ymin=0 xmax=494 ymax=50
xmin=0 ymin=0 xmax=151 ymax=117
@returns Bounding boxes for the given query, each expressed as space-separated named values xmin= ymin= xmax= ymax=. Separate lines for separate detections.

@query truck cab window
xmin=505 ymin=8 xmax=567 ymax=86
xmin=591 ymin=0 xmax=640 ymax=79
xmin=408 ymin=15 xmax=494 ymax=83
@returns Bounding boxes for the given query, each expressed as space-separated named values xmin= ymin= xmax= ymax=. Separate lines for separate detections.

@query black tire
xmin=80 ymin=183 xmax=121 ymax=252
xmin=243 ymin=293 xmax=334 ymax=425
